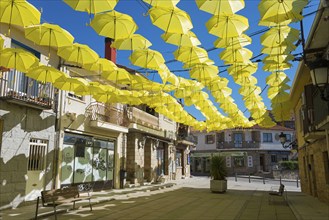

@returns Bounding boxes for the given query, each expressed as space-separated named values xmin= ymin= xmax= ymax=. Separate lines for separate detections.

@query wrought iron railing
xmin=177 ymin=134 xmax=198 ymax=145
xmin=86 ymin=102 xmax=125 ymax=126
xmin=0 ymin=70 xmax=54 ymax=109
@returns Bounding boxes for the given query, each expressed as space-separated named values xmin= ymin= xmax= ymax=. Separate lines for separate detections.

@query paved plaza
xmin=1 ymin=177 xmax=328 ymax=220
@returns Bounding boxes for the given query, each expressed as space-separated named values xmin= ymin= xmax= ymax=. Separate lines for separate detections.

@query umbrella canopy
xmin=83 ymin=58 xmax=117 ymax=73
xmin=261 ymin=26 xmax=300 ymax=47
xmin=206 ymin=14 xmax=248 ymax=38
xmin=214 ymin=34 xmax=251 ymax=49
xmin=0 ymin=0 xmax=41 ymax=34
xmin=189 ymin=64 xmax=218 ymax=80
xmin=161 ymin=31 xmax=201 ymax=47
xmin=263 ymin=54 xmax=294 ymax=64
xmin=130 ymin=48 xmax=165 ymax=70
xmin=269 ymin=91 xmax=290 ymax=103
xmin=101 ymin=68 xmax=132 ymax=84
xmin=258 ymin=0 xmax=308 ymax=26
xmin=63 ymin=0 xmax=118 ymax=14
xmin=261 ymin=44 xmax=296 ymax=55
xmin=263 ymin=62 xmax=292 ymax=72
xmin=239 ymin=85 xmax=261 ymax=97
xmin=53 ymin=76 xmax=89 ymax=91
xmin=149 ymin=7 xmax=193 ymax=34
xmin=220 ymin=48 xmax=253 ymax=63
xmin=266 ymin=72 xmax=289 ymax=86
xmin=196 ymin=0 xmax=245 ymax=15
xmin=90 ymin=10 xmax=138 ymax=39
xmin=234 ymin=75 xmax=258 ymax=86
xmin=0 ymin=48 xmax=39 ymax=72
xmin=57 ymin=43 xmax=99 ymax=66
xmin=0 ymin=34 xmax=5 ymax=49
xmin=26 ymin=65 xmax=66 ymax=83
xmin=111 ymin=34 xmax=152 ymax=50
xmin=227 ymin=63 xmax=258 ymax=75
xmin=143 ymin=0 xmax=179 ymax=8
xmin=174 ymin=46 xmax=209 ymax=66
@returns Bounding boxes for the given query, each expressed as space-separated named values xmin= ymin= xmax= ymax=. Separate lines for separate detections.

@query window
xmin=234 ymin=133 xmax=243 ymax=147
xmin=233 ymin=157 xmax=245 ymax=167
xmin=68 ymin=92 xmax=84 ymax=101
xmin=271 ymin=155 xmax=277 ymax=163
xmin=282 ymin=156 xmax=288 ymax=161
xmin=28 ymin=139 xmax=47 ymax=171
xmin=176 ymin=151 xmax=182 ymax=167
xmin=286 ymin=134 xmax=292 ymax=142
xmin=263 ymin=133 xmax=273 ymax=142
xmin=205 ymin=135 xmax=215 ymax=144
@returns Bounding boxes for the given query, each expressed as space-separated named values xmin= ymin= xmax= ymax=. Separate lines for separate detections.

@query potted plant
xmin=210 ymin=155 xmax=228 ymax=193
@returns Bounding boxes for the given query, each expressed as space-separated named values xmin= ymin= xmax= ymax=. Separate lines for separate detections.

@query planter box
xmin=210 ymin=179 xmax=227 ymax=193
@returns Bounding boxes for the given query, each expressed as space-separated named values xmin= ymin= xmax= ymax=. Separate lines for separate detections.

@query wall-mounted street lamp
xmin=279 ymin=132 xmax=296 ymax=149
xmin=306 ymin=55 xmax=329 ymax=102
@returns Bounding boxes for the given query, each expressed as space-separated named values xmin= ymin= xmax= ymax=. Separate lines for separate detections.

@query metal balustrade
xmin=85 ymin=102 xmax=125 ymax=126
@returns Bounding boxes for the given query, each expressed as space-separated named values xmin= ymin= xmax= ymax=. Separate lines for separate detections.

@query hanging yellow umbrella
xmin=189 ymin=64 xmax=218 ymax=80
xmin=93 ymin=92 xmax=118 ymax=103
xmin=227 ymin=63 xmax=257 ymax=75
xmin=212 ymin=87 xmax=232 ymax=100
xmin=101 ymin=68 xmax=131 ymax=84
xmin=234 ymin=75 xmax=258 ymax=86
xmin=260 ymin=26 xmax=300 ymax=47
xmin=83 ymin=58 xmax=117 ymax=73
xmin=0 ymin=34 xmax=5 ymax=49
xmin=161 ymin=31 xmax=201 ymax=47
xmin=263 ymin=62 xmax=291 ymax=72
xmin=268 ymin=85 xmax=291 ymax=97
xmin=143 ymin=0 xmax=179 ymax=8
xmin=53 ymin=76 xmax=89 ymax=92
xmin=258 ymin=0 xmax=308 ymax=26
xmin=24 ymin=23 xmax=74 ymax=57
xmin=111 ymin=34 xmax=152 ymax=51
xmin=149 ymin=7 xmax=193 ymax=34
xmin=263 ymin=54 xmax=294 ymax=64
xmin=26 ymin=65 xmax=65 ymax=83
xmin=174 ymin=88 xmax=192 ymax=98
xmin=57 ymin=43 xmax=99 ymax=66
xmin=269 ymin=91 xmax=290 ymax=103
xmin=196 ymin=0 xmax=245 ymax=15
xmin=0 ymin=0 xmax=41 ymax=34
xmin=0 ymin=48 xmax=39 ymax=72
xmin=220 ymin=48 xmax=253 ymax=63
xmin=87 ymin=82 xmax=109 ymax=95
xmin=239 ymin=85 xmax=261 ymax=97
xmin=90 ymin=10 xmax=138 ymax=39
xmin=266 ymin=72 xmax=289 ymax=86
xmin=214 ymin=34 xmax=251 ymax=49
xmin=63 ymin=0 xmax=118 ymax=14
xmin=261 ymin=44 xmax=296 ymax=55
xmin=206 ymin=14 xmax=248 ymax=38
xmin=129 ymin=48 xmax=165 ymax=70
xmin=174 ymin=46 xmax=209 ymax=66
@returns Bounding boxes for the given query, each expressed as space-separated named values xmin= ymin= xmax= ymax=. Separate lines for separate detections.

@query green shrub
xmin=279 ymin=161 xmax=299 ymax=170
xmin=210 ymin=155 xmax=227 ymax=180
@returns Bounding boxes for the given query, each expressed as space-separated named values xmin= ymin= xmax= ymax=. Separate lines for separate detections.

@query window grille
xmin=28 ymin=139 xmax=47 ymax=171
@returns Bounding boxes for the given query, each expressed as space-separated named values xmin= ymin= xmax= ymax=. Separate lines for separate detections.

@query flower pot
xmin=210 ymin=179 xmax=227 ymax=193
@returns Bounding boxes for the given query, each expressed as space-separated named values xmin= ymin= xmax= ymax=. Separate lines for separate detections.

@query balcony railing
xmin=0 ymin=70 xmax=54 ymax=109
xmin=125 ymin=107 xmax=159 ymax=129
xmin=177 ymin=134 xmax=198 ymax=145
xmin=86 ymin=102 xmax=125 ymax=126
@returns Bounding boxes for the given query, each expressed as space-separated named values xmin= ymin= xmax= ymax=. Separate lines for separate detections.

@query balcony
xmin=0 ymin=70 xmax=54 ymax=110
xmin=177 ymin=134 xmax=197 ymax=146
xmin=85 ymin=102 xmax=128 ymax=133
xmin=313 ymin=89 xmax=329 ymax=130
xmin=125 ymin=107 xmax=159 ymax=130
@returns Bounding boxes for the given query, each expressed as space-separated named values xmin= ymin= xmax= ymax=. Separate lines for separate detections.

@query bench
xmin=268 ymin=183 xmax=287 ymax=205
xmin=35 ymin=186 xmax=92 ymax=220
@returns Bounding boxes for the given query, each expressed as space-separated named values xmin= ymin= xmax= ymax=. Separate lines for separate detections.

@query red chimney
xmin=105 ymin=37 xmax=116 ymax=63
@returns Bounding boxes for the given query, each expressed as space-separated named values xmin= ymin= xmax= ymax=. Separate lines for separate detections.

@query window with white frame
xmin=205 ymin=134 xmax=215 ymax=144
xmin=263 ymin=133 xmax=273 ymax=142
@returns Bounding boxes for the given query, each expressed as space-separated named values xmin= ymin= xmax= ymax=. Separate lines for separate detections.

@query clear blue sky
xmin=29 ymin=0 xmax=319 ymax=121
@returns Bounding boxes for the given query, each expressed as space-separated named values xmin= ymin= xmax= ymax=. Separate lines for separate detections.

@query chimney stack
xmin=105 ymin=37 xmax=116 ymax=63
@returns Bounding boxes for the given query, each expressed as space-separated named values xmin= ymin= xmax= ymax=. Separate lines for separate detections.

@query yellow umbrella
xmin=0 ymin=0 xmax=41 ymax=34
xmin=263 ymin=62 xmax=291 ymax=72
xmin=220 ymin=48 xmax=253 ymax=63
xmin=260 ymin=26 xmax=300 ymax=47
xmin=174 ymin=88 xmax=192 ymax=98
xmin=93 ymin=92 xmax=118 ymax=103
xmin=212 ymin=87 xmax=232 ymax=99
xmin=263 ymin=54 xmax=294 ymax=64
xmin=53 ymin=76 xmax=89 ymax=92
xmin=182 ymin=58 xmax=214 ymax=69
xmin=206 ymin=14 xmax=248 ymax=38
xmin=111 ymin=34 xmax=152 ymax=50
xmin=261 ymin=44 xmax=296 ymax=55
xmin=161 ymin=31 xmax=201 ymax=47
xmin=174 ymin=46 xmax=208 ymax=66
xmin=266 ymin=72 xmax=289 ymax=86
xmin=208 ymin=78 xmax=229 ymax=91
xmin=269 ymin=91 xmax=290 ymax=103
xmin=63 ymin=0 xmax=118 ymax=14
xmin=268 ymin=85 xmax=290 ymax=97
xmin=234 ymin=75 xmax=258 ymax=86
xmin=83 ymin=58 xmax=117 ymax=73
xmin=196 ymin=0 xmax=245 ymax=15
xmin=0 ymin=34 xmax=5 ymax=49
xmin=214 ymin=34 xmax=251 ymax=49
xmin=258 ymin=0 xmax=307 ymax=25
xmin=129 ymin=49 xmax=165 ymax=70
xmin=149 ymin=7 xmax=193 ymax=34
xmin=24 ymin=23 xmax=74 ymax=57
xmin=239 ymin=85 xmax=261 ymax=97
xmin=0 ymin=48 xmax=39 ymax=72
xmin=87 ymin=82 xmax=109 ymax=95
xmin=189 ymin=64 xmax=218 ymax=80
xmin=143 ymin=0 xmax=179 ymax=8
xmin=101 ymin=68 xmax=131 ymax=84
xmin=26 ymin=65 xmax=65 ymax=83
xmin=227 ymin=63 xmax=257 ymax=75
xmin=57 ymin=43 xmax=99 ymax=66
xmin=90 ymin=10 xmax=138 ymax=39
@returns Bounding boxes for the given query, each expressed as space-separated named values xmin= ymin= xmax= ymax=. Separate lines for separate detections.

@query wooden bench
xmin=35 ymin=186 xmax=92 ymax=220
xmin=268 ymin=184 xmax=287 ymax=205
